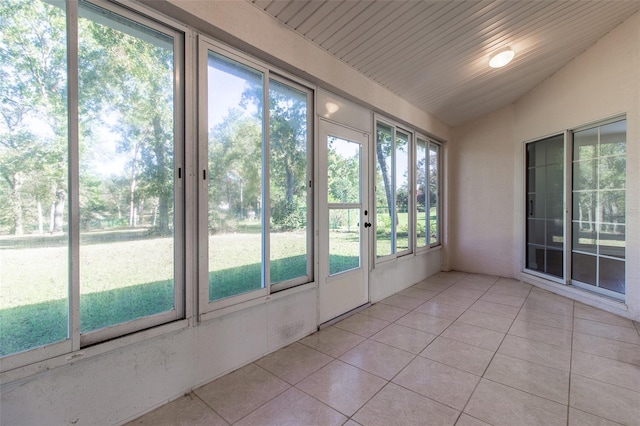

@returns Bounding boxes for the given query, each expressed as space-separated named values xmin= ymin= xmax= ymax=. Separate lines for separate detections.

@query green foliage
xmin=271 ymin=199 xmax=304 ymax=231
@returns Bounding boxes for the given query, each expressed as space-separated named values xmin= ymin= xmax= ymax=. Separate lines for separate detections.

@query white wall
xmin=449 ymin=12 xmax=640 ymax=320
xmin=0 ymin=2 xmax=447 ymax=425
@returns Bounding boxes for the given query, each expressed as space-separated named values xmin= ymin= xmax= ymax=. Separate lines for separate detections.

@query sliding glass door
xmin=524 ymin=118 xmax=627 ymax=299
xmin=525 ymin=134 xmax=564 ymax=279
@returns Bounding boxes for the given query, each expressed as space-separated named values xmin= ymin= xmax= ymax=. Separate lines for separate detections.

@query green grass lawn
xmin=1 ymin=211 xmax=438 ymax=356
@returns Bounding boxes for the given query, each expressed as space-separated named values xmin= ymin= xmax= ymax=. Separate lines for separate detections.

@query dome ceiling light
xmin=489 ymin=47 xmax=515 ymax=68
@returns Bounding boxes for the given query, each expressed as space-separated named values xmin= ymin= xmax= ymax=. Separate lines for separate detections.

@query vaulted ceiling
xmin=249 ymin=1 xmax=640 ymax=126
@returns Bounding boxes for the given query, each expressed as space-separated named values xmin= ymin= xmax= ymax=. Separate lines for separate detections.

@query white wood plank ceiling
xmin=249 ymin=0 xmax=640 ymax=126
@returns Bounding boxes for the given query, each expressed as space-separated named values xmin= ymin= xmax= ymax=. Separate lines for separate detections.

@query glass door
xmin=319 ymin=120 xmax=369 ymax=323
xmin=525 ymin=134 xmax=565 ymax=279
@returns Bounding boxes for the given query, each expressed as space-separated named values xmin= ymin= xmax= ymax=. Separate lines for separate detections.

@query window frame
xmin=570 ymin=118 xmax=627 ymax=299
xmin=415 ymin=135 xmax=442 ymax=250
xmin=197 ymin=37 xmax=315 ymax=319
xmin=0 ymin=0 xmax=189 ymax=371
xmin=373 ymin=115 xmax=414 ymax=262
xmin=522 ymin=116 xmax=626 ymax=301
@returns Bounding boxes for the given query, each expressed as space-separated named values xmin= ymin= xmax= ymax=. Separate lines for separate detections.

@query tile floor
xmin=128 ymin=272 xmax=640 ymax=426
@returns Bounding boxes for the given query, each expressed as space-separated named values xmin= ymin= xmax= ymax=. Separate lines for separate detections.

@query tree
xmin=77 ymin=12 xmax=176 ymax=234
xmin=0 ymin=0 xmax=67 ymax=235
xmin=208 ymin=109 xmax=262 ymax=233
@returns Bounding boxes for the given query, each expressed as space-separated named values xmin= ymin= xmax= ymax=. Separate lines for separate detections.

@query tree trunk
xmin=376 ymin=148 xmax=393 ymax=217
xmin=11 ymin=172 xmax=24 ymax=235
xmin=285 ymin=158 xmax=294 ymax=204
xmin=53 ymin=189 xmax=65 ymax=233
xmin=152 ymin=115 xmax=170 ymax=235
xmin=37 ymin=201 xmax=44 ymax=234
xmin=129 ymin=142 xmax=138 ymax=228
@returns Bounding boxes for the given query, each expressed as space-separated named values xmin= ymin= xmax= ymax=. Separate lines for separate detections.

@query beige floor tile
xmin=431 ymin=293 xmax=478 ymax=309
xmin=522 ymin=294 xmax=574 ymax=317
xmin=574 ymin=303 xmax=635 ymax=328
xmin=339 ymin=339 xmax=414 ymax=380
xmin=353 ymin=382 xmax=459 ymax=426
xmin=479 ymin=292 xmax=525 ymax=308
xmin=458 ymin=274 xmax=499 ymax=286
xmin=379 ymin=294 xmax=425 ymax=310
xmin=395 ymin=311 xmax=453 ymax=334
xmin=441 ymin=287 xmax=486 ymax=300
xmin=498 ymin=334 xmax=571 ymax=371
xmin=468 ymin=300 xmax=520 ymax=319
xmin=414 ymin=300 xmax=467 ymax=320
xmin=508 ymin=319 xmax=572 ymax=348
xmin=333 ymin=313 xmax=391 ymax=338
xmin=343 ymin=420 xmax=362 ymax=426
xmin=412 ymin=280 xmax=453 ymax=292
xmin=296 ymin=360 xmax=387 ymax=416
xmin=255 ymin=342 xmax=332 ymax=384
xmin=573 ymin=332 xmax=640 ymax=367
xmin=570 ymin=374 xmax=640 ymax=425
xmin=450 ymin=281 xmax=494 ymax=292
xmin=420 ymin=336 xmax=494 ymax=376
xmin=359 ymin=303 xmax=410 ymax=322
xmin=572 ymin=350 xmax=640 ymax=392
xmin=299 ymin=326 xmax=365 ymax=358
xmin=398 ymin=287 xmax=439 ymax=300
xmin=455 ymin=414 xmax=492 ymax=426
xmin=393 ymin=357 xmax=480 ymax=410
xmin=296 ymin=360 xmax=386 ymax=416
xmin=125 ymin=394 xmax=227 ymax=426
xmin=485 ymin=285 xmax=531 ymax=299
xmin=484 ymin=353 xmax=569 ymax=404
xmin=464 ymin=379 xmax=567 ymax=426
xmin=370 ymin=323 xmax=437 ymax=354
xmin=441 ymin=322 xmax=505 ymax=351
xmin=235 ymin=387 xmax=346 ymax=426
xmin=516 ymin=307 xmax=573 ymax=331
xmin=193 ymin=363 xmax=289 ymax=424
xmin=574 ymin=318 xmax=640 ymax=345
xmin=568 ymin=408 xmax=624 ymax=426
xmin=456 ymin=309 xmax=513 ymax=333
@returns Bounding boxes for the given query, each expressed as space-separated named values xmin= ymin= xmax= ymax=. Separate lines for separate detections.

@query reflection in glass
xmin=525 ymin=135 xmax=564 ymax=277
xmin=572 ymin=253 xmax=596 ymax=285
xmin=0 ymin=0 xmax=69 ymax=355
xmin=268 ymin=80 xmax=309 ymax=285
xmin=207 ymin=53 xmax=263 ymax=301
xmin=571 ymin=119 xmax=626 ymax=295
xmin=79 ymin=3 xmax=175 ymax=332
xmin=428 ymin=144 xmax=439 ymax=245
xmin=416 ymin=139 xmax=427 ymax=248
xmin=573 ymin=127 xmax=597 ymax=161
xmin=327 ymin=137 xmax=360 ymax=204
xmin=329 ymin=209 xmax=360 ymax=275
xmin=599 ymin=258 xmax=625 ymax=293
xmin=395 ymin=131 xmax=409 ymax=251
xmin=375 ymin=123 xmax=393 ymax=257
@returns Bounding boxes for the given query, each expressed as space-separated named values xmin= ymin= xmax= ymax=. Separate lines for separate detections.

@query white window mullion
xmin=66 ymin=0 xmax=81 ymax=352
xmin=263 ymin=73 xmax=271 ymax=293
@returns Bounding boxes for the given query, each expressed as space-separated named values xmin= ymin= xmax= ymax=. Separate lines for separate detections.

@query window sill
xmin=199 ymin=282 xmax=317 ymax=323
xmin=520 ymin=271 xmax=630 ymax=318
xmin=1 ymin=319 xmax=190 ymax=385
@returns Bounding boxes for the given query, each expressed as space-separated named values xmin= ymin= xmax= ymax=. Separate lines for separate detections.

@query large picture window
xmin=0 ymin=0 xmax=184 ymax=359
xmin=375 ymin=120 xmax=412 ymax=259
xmin=416 ymin=137 xmax=441 ymax=248
xmin=200 ymin=42 xmax=312 ymax=314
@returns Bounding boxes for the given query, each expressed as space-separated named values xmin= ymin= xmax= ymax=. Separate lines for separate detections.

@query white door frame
xmin=318 ymin=119 xmax=370 ymax=324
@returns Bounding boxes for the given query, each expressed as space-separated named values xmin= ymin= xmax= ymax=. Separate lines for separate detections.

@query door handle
xmin=364 ymin=222 xmax=372 ymax=228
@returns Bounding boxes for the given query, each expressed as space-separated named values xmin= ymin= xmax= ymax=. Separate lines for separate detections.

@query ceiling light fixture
xmin=489 ymin=47 xmax=515 ymax=68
